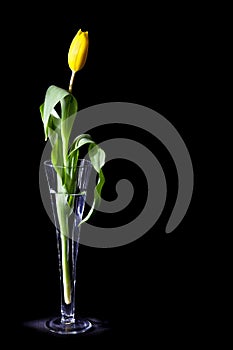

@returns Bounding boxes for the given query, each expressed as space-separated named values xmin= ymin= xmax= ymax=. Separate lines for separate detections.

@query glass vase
xmin=44 ymin=159 xmax=93 ymax=335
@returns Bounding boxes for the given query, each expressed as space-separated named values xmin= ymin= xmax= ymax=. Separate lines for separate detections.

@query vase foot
xmin=46 ymin=317 xmax=92 ymax=335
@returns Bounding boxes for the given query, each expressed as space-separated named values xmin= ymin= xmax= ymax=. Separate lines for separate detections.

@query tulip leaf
xmin=79 ymin=168 xmax=105 ymax=225
xmin=68 ymin=134 xmax=94 ymax=158
xmin=60 ymin=95 xmax=78 ymax=157
xmin=79 ymin=143 xmax=105 ymax=225
xmin=88 ymin=143 xmax=105 ymax=173
xmin=42 ymin=85 xmax=72 ymax=140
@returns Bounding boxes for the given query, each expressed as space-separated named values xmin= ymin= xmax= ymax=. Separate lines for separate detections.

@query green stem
xmin=60 ymin=230 xmax=71 ymax=304
xmin=56 ymin=176 xmax=71 ymax=305
xmin=69 ymin=71 xmax=76 ymax=93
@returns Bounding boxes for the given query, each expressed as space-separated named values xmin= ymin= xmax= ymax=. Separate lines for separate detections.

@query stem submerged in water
xmin=56 ymin=176 xmax=72 ymax=305
xmin=60 ymin=233 xmax=71 ymax=304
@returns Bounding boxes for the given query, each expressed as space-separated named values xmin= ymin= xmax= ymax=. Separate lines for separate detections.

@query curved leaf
xmin=68 ymin=134 xmax=94 ymax=158
xmin=79 ymin=144 xmax=106 ymax=226
xmin=88 ymin=143 xmax=105 ymax=173
xmin=43 ymin=85 xmax=70 ymax=140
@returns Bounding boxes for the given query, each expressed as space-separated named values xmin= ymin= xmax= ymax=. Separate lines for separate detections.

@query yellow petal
xmin=68 ymin=29 xmax=89 ymax=73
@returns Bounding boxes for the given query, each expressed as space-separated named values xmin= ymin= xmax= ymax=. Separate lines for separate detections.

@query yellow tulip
xmin=68 ymin=29 xmax=89 ymax=92
xmin=68 ymin=29 xmax=89 ymax=73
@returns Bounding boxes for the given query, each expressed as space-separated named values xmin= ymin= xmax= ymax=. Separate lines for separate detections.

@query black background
xmin=4 ymin=2 xmax=219 ymax=347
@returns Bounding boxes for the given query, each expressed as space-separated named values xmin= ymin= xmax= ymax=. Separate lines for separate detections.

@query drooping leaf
xmin=43 ymin=85 xmax=72 ymax=140
xmin=68 ymin=134 xmax=94 ymax=158
xmin=88 ymin=143 xmax=106 ymax=173
xmin=79 ymin=167 xmax=105 ymax=226
xmin=79 ymin=143 xmax=106 ymax=226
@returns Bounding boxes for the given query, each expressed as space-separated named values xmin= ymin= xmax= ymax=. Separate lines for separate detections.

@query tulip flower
xmin=68 ymin=29 xmax=89 ymax=92
xmin=40 ymin=27 xmax=105 ymax=306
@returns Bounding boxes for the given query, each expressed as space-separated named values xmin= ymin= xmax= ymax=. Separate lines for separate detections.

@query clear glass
xmin=44 ymin=159 xmax=92 ymax=334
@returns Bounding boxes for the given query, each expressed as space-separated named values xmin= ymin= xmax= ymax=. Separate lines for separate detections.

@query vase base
xmin=46 ymin=317 xmax=92 ymax=335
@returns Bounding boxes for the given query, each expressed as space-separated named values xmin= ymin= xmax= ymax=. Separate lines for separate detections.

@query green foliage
xmin=40 ymin=85 xmax=106 ymax=224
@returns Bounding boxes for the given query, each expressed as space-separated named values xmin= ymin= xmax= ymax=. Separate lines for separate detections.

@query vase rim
xmin=44 ymin=159 xmax=92 ymax=169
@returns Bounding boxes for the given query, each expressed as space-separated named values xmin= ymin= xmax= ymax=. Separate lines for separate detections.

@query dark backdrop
xmin=4 ymin=2 xmax=214 ymax=347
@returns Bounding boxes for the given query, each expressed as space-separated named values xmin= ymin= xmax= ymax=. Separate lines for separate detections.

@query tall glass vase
xmin=44 ymin=159 xmax=93 ymax=335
